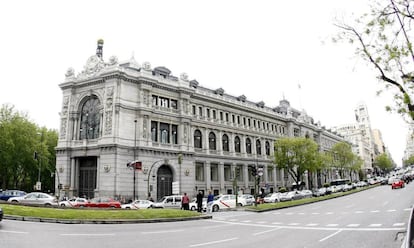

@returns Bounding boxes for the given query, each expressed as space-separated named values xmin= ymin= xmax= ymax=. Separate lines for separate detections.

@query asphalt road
xmin=1 ymin=183 xmax=413 ymax=248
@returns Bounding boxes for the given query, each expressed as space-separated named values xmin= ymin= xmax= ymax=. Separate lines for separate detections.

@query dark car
xmin=0 ymin=190 xmax=26 ymax=201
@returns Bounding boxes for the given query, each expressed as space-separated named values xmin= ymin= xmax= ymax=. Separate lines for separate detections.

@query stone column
xmin=219 ymin=162 xmax=224 ymax=193
xmin=205 ymin=161 xmax=211 ymax=190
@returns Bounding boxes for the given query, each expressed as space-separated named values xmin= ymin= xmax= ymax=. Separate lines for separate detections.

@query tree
xmin=330 ymin=142 xmax=361 ymax=179
xmin=274 ymin=137 xmax=320 ymax=188
xmin=403 ymin=154 xmax=414 ymax=167
xmin=0 ymin=104 xmax=58 ymax=192
xmin=375 ymin=153 xmax=393 ymax=173
xmin=334 ymin=0 xmax=414 ymax=121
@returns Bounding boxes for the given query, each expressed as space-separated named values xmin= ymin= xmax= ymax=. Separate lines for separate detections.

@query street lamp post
xmin=178 ymin=153 xmax=182 ymax=195
xmin=133 ymin=120 xmax=137 ymax=200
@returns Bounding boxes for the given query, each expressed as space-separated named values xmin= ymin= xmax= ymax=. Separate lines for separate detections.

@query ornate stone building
xmin=55 ymin=41 xmax=345 ymax=200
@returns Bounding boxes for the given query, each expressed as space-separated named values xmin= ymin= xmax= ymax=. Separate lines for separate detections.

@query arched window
xmin=265 ymin=141 xmax=270 ymax=155
xmin=209 ymin=132 xmax=216 ymax=150
xmin=246 ymin=138 xmax=252 ymax=154
xmin=194 ymin=129 xmax=202 ymax=148
xmin=79 ymin=96 xmax=101 ymax=140
xmin=256 ymin=139 xmax=261 ymax=155
xmin=222 ymin=134 xmax=229 ymax=151
xmin=234 ymin=136 xmax=241 ymax=153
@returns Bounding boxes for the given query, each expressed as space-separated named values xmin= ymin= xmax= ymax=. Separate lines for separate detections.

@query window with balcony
xmin=222 ymin=134 xmax=229 ymax=152
xmin=234 ymin=136 xmax=241 ymax=153
xmin=209 ymin=132 xmax=216 ymax=150
xmin=246 ymin=138 xmax=252 ymax=154
xmin=256 ymin=139 xmax=262 ymax=155
xmin=194 ymin=129 xmax=202 ymax=148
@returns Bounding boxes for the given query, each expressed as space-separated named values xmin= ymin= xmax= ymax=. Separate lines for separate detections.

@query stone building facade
xmin=55 ymin=41 xmax=345 ymax=201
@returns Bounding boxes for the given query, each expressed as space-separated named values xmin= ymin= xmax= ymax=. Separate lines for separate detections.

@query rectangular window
xmin=243 ymin=117 xmax=246 ymax=126
xmin=207 ymin=108 xmax=210 ymax=118
xmin=160 ymin=122 xmax=170 ymax=143
xmin=210 ymin=163 xmax=218 ymax=181
xmin=213 ymin=110 xmax=216 ymax=119
xmin=160 ymin=97 xmax=169 ymax=108
xmin=152 ymin=95 xmax=158 ymax=106
xmin=236 ymin=165 xmax=243 ymax=181
xmin=172 ymin=124 xmax=178 ymax=144
xmin=195 ymin=162 xmax=204 ymax=181
xmin=224 ymin=164 xmax=231 ymax=181
xmin=199 ymin=106 xmax=203 ymax=116
xmin=237 ymin=116 xmax=240 ymax=124
xmin=232 ymin=114 xmax=235 ymax=123
xmin=225 ymin=113 xmax=229 ymax=122
xmin=220 ymin=112 xmax=223 ymax=121
xmin=267 ymin=167 xmax=273 ymax=181
xmin=192 ymin=105 xmax=196 ymax=115
xmin=151 ymin=121 xmax=158 ymax=142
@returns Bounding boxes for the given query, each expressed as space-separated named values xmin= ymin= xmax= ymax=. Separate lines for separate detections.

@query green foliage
xmin=374 ymin=153 xmax=393 ymax=171
xmin=330 ymin=142 xmax=362 ymax=178
xmin=403 ymin=154 xmax=414 ymax=167
xmin=0 ymin=104 xmax=58 ymax=192
xmin=273 ymin=137 xmax=320 ymax=186
xmin=335 ymin=0 xmax=414 ymax=121
xmin=278 ymin=187 xmax=287 ymax=193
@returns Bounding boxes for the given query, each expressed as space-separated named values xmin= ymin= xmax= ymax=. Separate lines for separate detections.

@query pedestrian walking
xmin=182 ymin=192 xmax=190 ymax=210
xmin=196 ymin=190 xmax=204 ymax=212
xmin=207 ymin=190 xmax=214 ymax=213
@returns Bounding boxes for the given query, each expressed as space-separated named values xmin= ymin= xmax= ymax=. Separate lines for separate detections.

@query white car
xmin=59 ymin=197 xmax=88 ymax=208
xmin=8 ymin=192 xmax=58 ymax=206
xmin=121 ymin=200 xmax=154 ymax=209
xmin=189 ymin=198 xmax=207 ymax=211
xmin=210 ymin=194 xmax=247 ymax=212
xmin=239 ymin=194 xmax=255 ymax=206
xmin=263 ymin=193 xmax=281 ymax=203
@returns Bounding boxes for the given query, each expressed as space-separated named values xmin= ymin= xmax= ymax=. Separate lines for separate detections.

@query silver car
xmin=8 ymin=192 xmax=58 ymax=206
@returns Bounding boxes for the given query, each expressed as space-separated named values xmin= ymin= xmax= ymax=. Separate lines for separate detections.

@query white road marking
xmin=370 ymin=210 xmax=380 ymax=213
xmin=319 ymin=230 xmax=342 ymax=242
xmin=298 ymin=212 xmax=305 ymax=215
xmin=393 ymin=223 xmax=405 ymax=227
xmin=242 ymin=220 xmax=251 ymax=223
xmin=285 ymin=212 xmax=294 ymax=215
xmin=369 ymin=224 xmax=382 ymax=227
xmin=326 ymin=224 xmax=339 ymax=227
xmin=288 ymin=223 xmax=300 ymax=226
xmin=311 ymin=212 xmax=320 ymax=215
xmin=355 ymin=211 xmax=364 ymax=214
xmin=272 ymin=222 xmax=283 ymax=225
xmin=347 ymin=224 xmax=360 ymax=227
xmin=189 ymin=237 xmax=238 ymax=247
xmin=256 ymin=221 xmax=266 ymax=224
xmin=306 ymin=223 xmax=319 ymax=226
xmin=272 ymin=212 xmax=281 ymax=215
xmin=404 ymin=208 xmax=412 ymax=211
xmin=253 ymin=227 xmax=282 ymax=236
xmin=141 ymin=229 xmax=184 ymax=234
xmin=325 ymin=212 xmax=334 ymax=215
xmin=61 ymin=233 xmax=115 ymax=236
xmin=387 ymin=209 xmax=396 ymax=212
xmin=0 ymin=230 xmax=28 ymax=234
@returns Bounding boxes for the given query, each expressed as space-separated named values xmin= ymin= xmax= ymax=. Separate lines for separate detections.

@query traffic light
xmin=251 ymin=166 xmax=257 ymax=176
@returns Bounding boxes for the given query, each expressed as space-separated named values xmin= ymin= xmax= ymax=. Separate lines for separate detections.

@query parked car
xmin=263 ymin=192 xmax=281 ymax=203
xmin=0 ymin=207 xmax=2 ymax=221
xmin=153 ymin=195 xmax=182 ymax=209
xmin=7 ymin=192 xmax=58 ymax=206
xmin=211 ymin=194 xmax=247 ymax=212
xmin=392 ymin=179 xmax=405 ymax=189
xmin=58 ymin=197 xmax=88 ymax=208
xmin=121 ymin=199 xmax=154 ymax=209
xmin=85 ymin=197 xmax=121 ymax=208
xmin=239 ymin=194 xmax=255 ymax=206
xmin=312 ymin=188 xmax=326 ymax=197
xmin=0 ymin=190 xmax=26 ymax=201
xmin=300 ymin=190 xmax=313 ymax=199
xmin=189 ymin=197 xmax=207 ymax=211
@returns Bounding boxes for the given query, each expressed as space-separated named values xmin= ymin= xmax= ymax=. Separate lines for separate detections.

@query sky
xmin=0 ymin=0 xmax=409 ymax=166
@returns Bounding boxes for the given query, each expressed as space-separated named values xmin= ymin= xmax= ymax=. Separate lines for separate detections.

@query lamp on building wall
xmin=184 ymin=169 xmax=190 ymax=176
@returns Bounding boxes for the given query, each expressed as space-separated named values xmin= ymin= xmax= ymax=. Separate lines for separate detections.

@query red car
xmin=85 ymin=197 xmax=121 ymax=208
xmin=392 ymin=179 xmax=405 ymax=189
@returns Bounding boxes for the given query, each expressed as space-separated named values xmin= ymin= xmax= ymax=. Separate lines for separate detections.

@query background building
xmin=56 ymin=41 xmax=346 ymax=201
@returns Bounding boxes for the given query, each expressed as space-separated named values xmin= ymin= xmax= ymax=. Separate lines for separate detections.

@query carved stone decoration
xmin=60 ymin=118 xmax=67 ymax=138
xmin=142 ymin=61 xmax=151 ymax=71
xmin=215 ymin=88 xmax=224 ymax=95
xmin=189 ymin=80 xmax=199 ymax=88
xmin=61 ymin=96 xmax=69 ymax=117
xmin=79 ymin=55 xmax=106 ymax=78
xmin=108 ymin=56 xmax=118 ymax=66
xmin=65 ymin=67 xmax=75 ymax=78
xmin=180 ymin=72 xmax=189 ymax=81
xmin=184 ymin=124 xmax=188 ymax=144
xmin=143 ymin=115 xmax=148 ymax=138
xmin=104 ymin=111 xmax=113 ymax=135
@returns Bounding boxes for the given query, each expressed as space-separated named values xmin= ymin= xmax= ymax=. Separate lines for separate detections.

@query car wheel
xmin=60 ymin=204 xmax=66 ymax=207
xmin=212 ymin=205 xmax=219 ymax=212
xmin=274 ymin=199 xmax=278 ymax=203
xmin=191 ymin=206 xmax=196 ymax=211
xmin=110 ymin=206 xmax=116 ymax=209
xmin=45 ymin=203 xmax=52 ymax=206
xmin=237 ymin=203 xmax=243 ymax=207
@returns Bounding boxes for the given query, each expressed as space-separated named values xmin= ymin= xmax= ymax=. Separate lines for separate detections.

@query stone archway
xmin=156 ymin=165 xmax=173 ymax=200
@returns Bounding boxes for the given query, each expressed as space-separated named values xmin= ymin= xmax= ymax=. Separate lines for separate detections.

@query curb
xmin=4 ymin=214 xmax=212 ymax=224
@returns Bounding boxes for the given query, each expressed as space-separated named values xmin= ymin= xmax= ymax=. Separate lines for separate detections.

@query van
xmin=153 ymin=195 xmax=182 ymax=209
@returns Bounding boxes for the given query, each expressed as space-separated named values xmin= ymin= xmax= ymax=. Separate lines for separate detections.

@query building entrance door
xmin=157 ymin=165 xmax=173 ymax=201
xmin=79 ymin=157 xmax=97 ymax=199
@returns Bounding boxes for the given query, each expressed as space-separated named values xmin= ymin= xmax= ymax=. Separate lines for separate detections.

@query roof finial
xmin=96 ymin=39 xmax=104 ymax=58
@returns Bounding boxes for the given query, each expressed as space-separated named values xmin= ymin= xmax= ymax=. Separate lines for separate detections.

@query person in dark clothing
xmin=196 ymin=190 xmax=204 ymax=212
